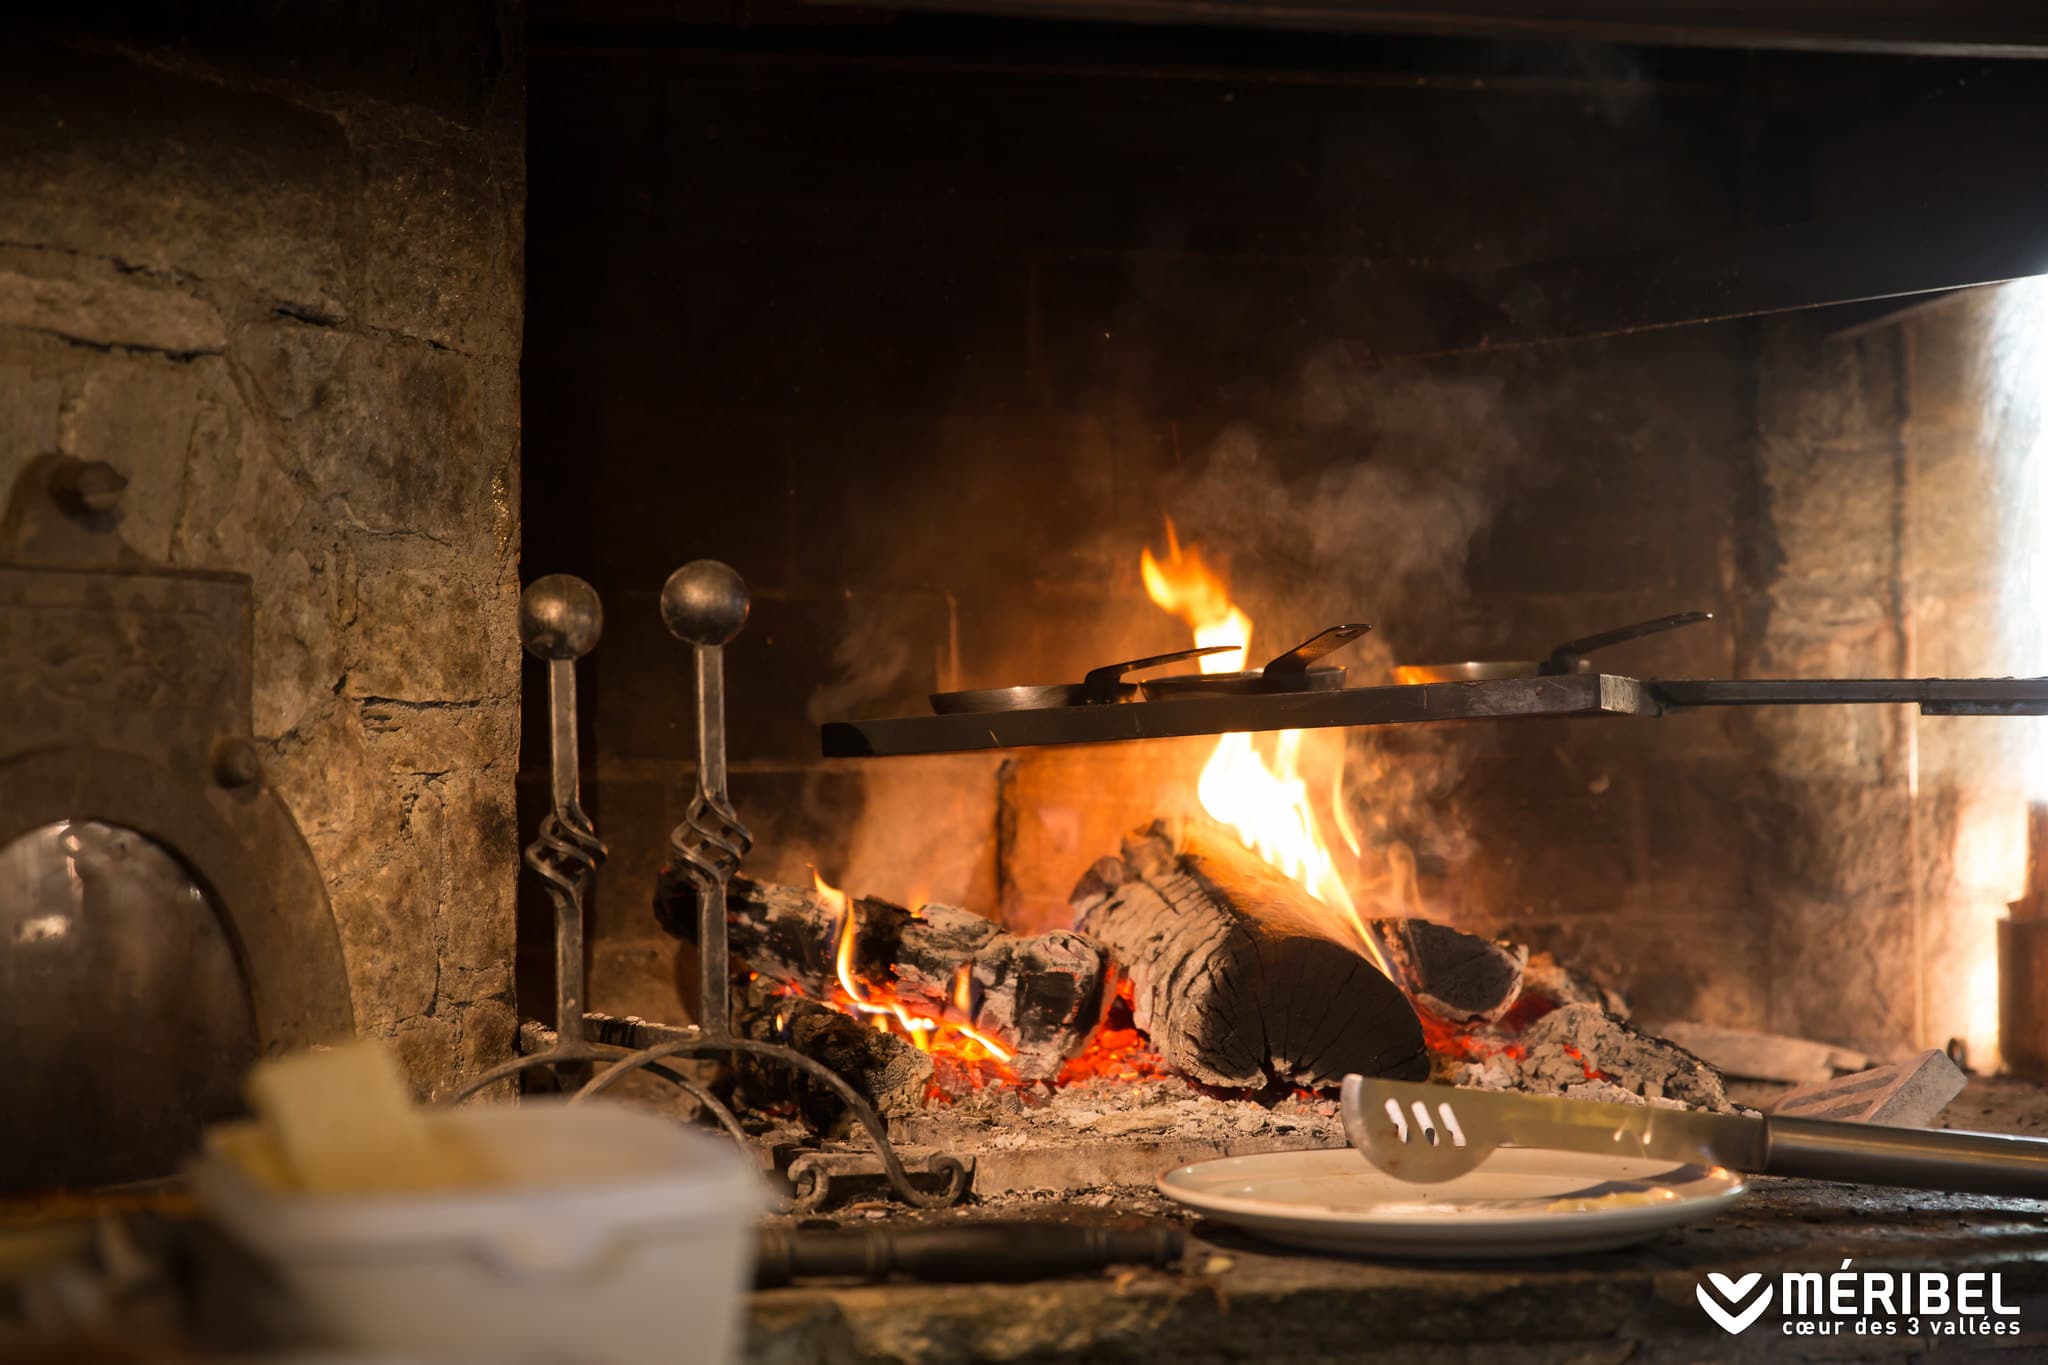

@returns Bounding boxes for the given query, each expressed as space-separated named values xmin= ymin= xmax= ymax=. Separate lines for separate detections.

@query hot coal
xmin=1452 ymin=1002 xmax=1735 ymax=1112
xmin=662 ymin=873 xmax=1109 ymax=1080
xmin=736 ymin=992 xmax=934 ymax=1128
xmin=1520 ymin=950 xmax=1631 ymax=1017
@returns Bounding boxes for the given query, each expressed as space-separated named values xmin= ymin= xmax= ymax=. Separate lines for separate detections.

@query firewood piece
xmin=736 ymin=994 xmax=933 ymax=1127
xmin=1652 ymin=1021 xmax=1869 ymax=1084
xmin=1372 ymin=917 xmax=1527 ymax=1024
xmin=969 ymin=929 xmax=1113 ymax=1080
xmin=672 ymin=877 xmax=1107 ymax=1080
xmin=1069 ymin=821 xmax=1427 ymax=1091
xmin=1771 ymin=1050 xmax=1966 ymax=1127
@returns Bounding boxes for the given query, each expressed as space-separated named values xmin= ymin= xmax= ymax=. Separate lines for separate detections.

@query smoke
xmin=1164 ymin=353 xmax=1523 ymax=664
xmin=799 ymin=343 xmax=1539 ymax=924
xmin=1151 ymin=351 xmax=1534 ymax=920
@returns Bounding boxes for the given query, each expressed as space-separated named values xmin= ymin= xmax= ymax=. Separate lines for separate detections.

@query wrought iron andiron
xmin=449 ymin=575 xmax=619 ymax=1096
xmin=516 ymin=560 xmax=969 ymax=1210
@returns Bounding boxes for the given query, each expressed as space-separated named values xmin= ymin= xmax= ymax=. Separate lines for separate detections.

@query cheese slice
xmin=237 ymin=1040 xmax=495 ymax=1195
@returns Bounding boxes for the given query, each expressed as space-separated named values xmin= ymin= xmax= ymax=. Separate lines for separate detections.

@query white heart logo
xmin=1697 ymin=1272 xmax=1773 ymax=1335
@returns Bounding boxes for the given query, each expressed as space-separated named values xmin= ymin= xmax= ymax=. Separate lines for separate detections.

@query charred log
xmin=1070 ymin=822 xmax=1428 ymax=1090
xmin=735 ymin=993 xmax=933 ymax=1129
xmin=1371 ymin=917 xmax=1527 ymax=1024
xmin=662 ymin=873 xmax=1108 ymax=1081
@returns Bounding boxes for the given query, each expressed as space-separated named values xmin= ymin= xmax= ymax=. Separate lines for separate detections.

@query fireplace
xmin=505 ymin=6 xmax=2048 ymax=1356
xmin=523 ymin=10 xmax=2048 ymax=1072
xmin=9 ymin=1 xmax=2048 ymax=1360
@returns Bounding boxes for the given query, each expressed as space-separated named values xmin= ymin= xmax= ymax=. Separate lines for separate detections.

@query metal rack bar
xmin=1653 ymin=678 xmax=2048 ymax=714
xmin=820 ymin=674 xmax=2048 ymax=758
xmin=822 ymin=673 xmax=1656 ymax=757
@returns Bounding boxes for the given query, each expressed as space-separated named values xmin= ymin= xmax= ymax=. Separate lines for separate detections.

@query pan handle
xmin=1541 ymin=611 xmax=1712 ymax=675
xmin=1080 ymin=645 xmax=1237 ymax=701
xmin=1261 ymin=624 xmax=1373 ymax=682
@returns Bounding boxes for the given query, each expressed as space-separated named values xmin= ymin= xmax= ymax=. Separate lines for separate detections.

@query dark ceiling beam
xmin=839 ymin=0 xmax=2048 ymax=58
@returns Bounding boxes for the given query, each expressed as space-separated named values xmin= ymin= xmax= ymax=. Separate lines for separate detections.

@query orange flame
xmin=1141 ymin=517 xmax=1253 ymax=674
xmin=815 ymin=872 xmax=1015 ymax=1064
xmin=1141 ymin=518 xmax=1394 ymax=980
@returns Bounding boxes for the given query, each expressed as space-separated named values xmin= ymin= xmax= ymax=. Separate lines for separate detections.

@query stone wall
xmin=0 ymin=7 xmax=525 ymax=1097
xmin=1747 ymin=315 xmax=1920 ymax=1052
xmin=1747 ymin=291 xmax=2037 ymax=1065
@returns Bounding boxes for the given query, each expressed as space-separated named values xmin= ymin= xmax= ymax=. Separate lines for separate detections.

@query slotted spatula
xmin=1341 ymin=1076 xmax=2048 ymax=1197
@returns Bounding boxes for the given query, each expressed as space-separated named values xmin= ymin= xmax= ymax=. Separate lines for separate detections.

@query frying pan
xmin=929 ymin=645 xmax=1236 ymax=715
xmin=1139 ymin=624 xmax=1372 ymax=700
xmin=1392 ymin=611 xmax=1712 ymax=685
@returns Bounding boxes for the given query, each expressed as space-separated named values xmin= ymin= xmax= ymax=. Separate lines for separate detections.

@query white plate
xmin=1157 ymin=1147 xmax=1745 ymax=1257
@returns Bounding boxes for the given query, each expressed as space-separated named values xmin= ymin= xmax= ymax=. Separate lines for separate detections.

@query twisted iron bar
xmin=529 ymin=804 xmax=606 ymax=904
xmin=672 ymin=789 xmax=751 ymax=887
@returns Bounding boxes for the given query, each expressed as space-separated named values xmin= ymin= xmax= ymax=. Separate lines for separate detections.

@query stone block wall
xmin=0 ymin=7 xmax=525 ymax=1097
xmin=1746 ymin=291 xmax=2039 ymax=1065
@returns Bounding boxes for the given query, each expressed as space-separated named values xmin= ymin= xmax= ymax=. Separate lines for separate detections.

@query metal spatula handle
xmin=1767 ymin=1116 xmax=2048 ymax=1198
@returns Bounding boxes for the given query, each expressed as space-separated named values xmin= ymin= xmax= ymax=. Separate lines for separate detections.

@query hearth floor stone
xmin=747 ymin=1079 xmax=2048 ymax=1365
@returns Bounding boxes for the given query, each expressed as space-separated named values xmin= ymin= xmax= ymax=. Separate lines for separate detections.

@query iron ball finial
xmin=520 ymin=574 xmax=604 ymax=660
xmin=661 ymin=560 xmax=749 ymax=646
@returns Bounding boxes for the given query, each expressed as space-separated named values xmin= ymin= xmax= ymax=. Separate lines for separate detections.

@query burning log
xmin=1069 ymin=822 xmax=1428 ymax=1091
xmin=735 ymin=993 xmax=932 ymax=1127
xmin=660 ymin=873 xmax=1109 ymax=1081
xmin=1371 ymin=917 xmax=1527 ymax=1024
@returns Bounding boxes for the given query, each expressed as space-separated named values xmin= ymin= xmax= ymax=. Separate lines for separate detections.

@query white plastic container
xmin=191 ymin=1100 xmax=764 ymax=1365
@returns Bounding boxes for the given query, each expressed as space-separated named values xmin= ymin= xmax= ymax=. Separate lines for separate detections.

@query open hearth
xmin=16 ymin=4 xmax=2048 ymax=1363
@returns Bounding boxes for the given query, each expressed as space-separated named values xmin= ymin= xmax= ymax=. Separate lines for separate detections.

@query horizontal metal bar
xmin=1653 ymin=678 xmax=2048 ymax=711
xmin=518 ymin=1013 xmax=701 ymax=1054
xmin=820 ymin=675 xmax=2048 ymax=758
xmin=821 ymin=674 xmax=1657 ymax=756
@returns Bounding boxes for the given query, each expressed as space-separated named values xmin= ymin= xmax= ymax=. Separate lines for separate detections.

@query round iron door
xmin=0 ymin=819 xmax=259 ymax=1192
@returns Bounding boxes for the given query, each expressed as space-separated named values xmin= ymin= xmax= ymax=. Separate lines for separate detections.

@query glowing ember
xmin=814 ymin=871 xmax=1016 ymax=1067
xmin=781 ymin=880 xmax=1170 ymax=1100
xmin=1415 ymin=990 xmax=1553 ymax=1062
xmin=1140 ymin=517 xmax=1394 ymax=980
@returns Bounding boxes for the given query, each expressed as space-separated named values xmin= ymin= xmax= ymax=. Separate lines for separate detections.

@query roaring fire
xmin=814 ymin=872 xmax=1015 ymax=1067
xmin=1142 ymin=517 xmax=1394 ymax=979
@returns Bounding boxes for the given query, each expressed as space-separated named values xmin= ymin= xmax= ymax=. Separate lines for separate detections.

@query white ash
xmin=1452 ymin=1003 xmax=1734 ymax=1112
